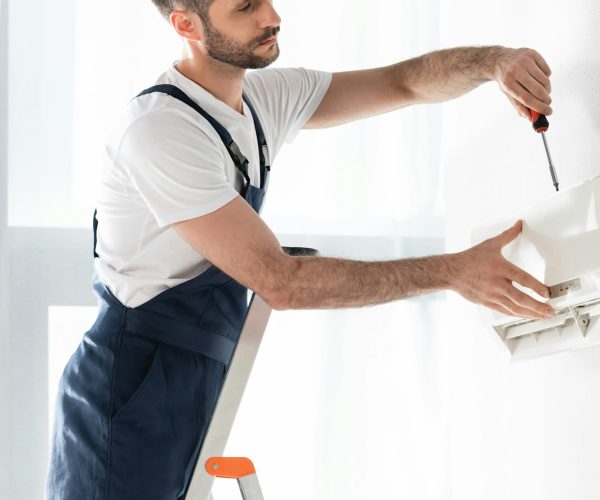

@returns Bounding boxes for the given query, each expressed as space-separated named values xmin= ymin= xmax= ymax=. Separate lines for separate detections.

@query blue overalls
xmin=45 ymin=84 xmax=270 ymax=500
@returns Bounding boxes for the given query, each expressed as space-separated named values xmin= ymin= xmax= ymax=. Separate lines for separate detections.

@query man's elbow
xmin=258 ymin=256 xmax=299 ymax=311
xmin=264 ymin=292 xmax=291 ymax=311
xmin=262 ymin=280 xmax=295 ymax=311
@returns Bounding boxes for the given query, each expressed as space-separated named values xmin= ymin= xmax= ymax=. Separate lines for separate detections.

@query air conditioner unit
xmin=471 ymin=174 xmax=600 ymax=361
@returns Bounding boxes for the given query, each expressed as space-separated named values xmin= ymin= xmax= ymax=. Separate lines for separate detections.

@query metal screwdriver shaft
xmin=540 ymin=131 xmax=559 ymax=191
xmin=530 ymin=110 xmax=559 ymax=191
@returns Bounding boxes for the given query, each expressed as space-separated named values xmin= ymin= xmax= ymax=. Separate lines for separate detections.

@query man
xmin=45 ymin=0 xmax=555 ymax=498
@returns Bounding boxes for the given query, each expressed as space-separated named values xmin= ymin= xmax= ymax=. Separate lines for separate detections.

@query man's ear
xmin=170 ymin=10 xmax=204 ymax=42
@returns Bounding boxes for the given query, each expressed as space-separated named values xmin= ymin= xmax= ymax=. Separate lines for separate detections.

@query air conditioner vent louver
xmin=497 ymin=297 xmax=600 ymax=340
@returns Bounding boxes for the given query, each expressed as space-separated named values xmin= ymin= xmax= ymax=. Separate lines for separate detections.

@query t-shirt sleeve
xmin=115 ymin=107 xmax=238 ymax=228
xmin=244 ymin=67 xmax=332 ymax=154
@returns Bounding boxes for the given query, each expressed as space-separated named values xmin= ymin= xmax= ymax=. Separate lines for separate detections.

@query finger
xmin=516 ymin=80 xmax=553 ymax=116
xmin=517 ymin=69 xmax=552 ymax=105
xmin=495 ymin=220 xmax=522 ymax=246
xmin=504 ymin=282 xmax=553 ymax=318
xmin=507 ymin=265 xmax=550 ymax=298
xmin=507 ymin=94 xmax=532 ymax=119
xmin=532 ymin=50 xmax=552 ymax=77
xmin=501 ymin=76 xmax=553 ymax=115
xmin=482 ymin=300 xmax=516 ymax=317
xmin=525 ymin=58 xmax=552 ymax=94
xmin=515 ymin=79 xmax=553 ymax=115
xmin=493 ymin=294 xmax=548 ymax=320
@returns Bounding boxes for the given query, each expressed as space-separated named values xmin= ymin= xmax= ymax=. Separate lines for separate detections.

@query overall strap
xmin=125 ymin=308 xmax=236 ymax=366
xmin=93 ymin=209 xmax=99 ymax=258
xmin=137 ymin=84 xmax=270 ymax=189
xmin=242 ymin=94 xmax=271 ymax=189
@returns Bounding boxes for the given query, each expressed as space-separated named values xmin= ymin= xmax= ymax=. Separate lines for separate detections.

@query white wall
xmin=441 ymin=1 xmax=600 ymax=499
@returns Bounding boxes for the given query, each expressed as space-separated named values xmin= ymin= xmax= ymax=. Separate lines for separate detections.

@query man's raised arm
xmin=305 ymin=45 xmax=552 ymax=129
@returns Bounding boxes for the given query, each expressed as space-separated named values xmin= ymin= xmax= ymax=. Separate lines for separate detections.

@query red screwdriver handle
xmin=530 ymin=109 xmax=549 ymax=133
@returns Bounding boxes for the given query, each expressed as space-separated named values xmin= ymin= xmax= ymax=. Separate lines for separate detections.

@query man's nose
xmin=259 ymin=1 xmax=281 ymax=29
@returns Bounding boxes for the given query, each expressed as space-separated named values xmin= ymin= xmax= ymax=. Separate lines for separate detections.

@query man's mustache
xmin=254 ymin=26 xmax=281 ymax=45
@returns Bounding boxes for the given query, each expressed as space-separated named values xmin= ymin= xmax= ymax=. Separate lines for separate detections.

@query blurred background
xmin=1 ymin=0 xmax=599 ymax=498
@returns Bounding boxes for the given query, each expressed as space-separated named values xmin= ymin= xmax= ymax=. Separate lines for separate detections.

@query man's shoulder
xmin=244 ymin=67 xmax=331 ymax=102
xmin=105 ymin=94 xmax=221 ymax=164
xmin=244 ymin=67 xmax=311 ymax=88
xmin=115 ymin=70 xmax=223 ymax=143
xmin=123 ymin=67 xmax=208 ymax=129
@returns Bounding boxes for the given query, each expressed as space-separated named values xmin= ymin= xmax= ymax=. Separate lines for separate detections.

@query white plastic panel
xmin=473 ymin=175 xmax=600 ymax=360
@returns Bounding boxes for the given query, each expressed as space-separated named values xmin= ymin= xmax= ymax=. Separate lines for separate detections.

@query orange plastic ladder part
xmin=205 ymin=457 xmax=256 ymax=479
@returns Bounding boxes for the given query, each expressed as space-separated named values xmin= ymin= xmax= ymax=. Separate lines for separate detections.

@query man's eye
xmin=238 ymin=2 xmax=251 ymax=11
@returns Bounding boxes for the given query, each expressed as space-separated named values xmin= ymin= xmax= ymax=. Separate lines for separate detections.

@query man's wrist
xmin=437 ymin=252 xmax=464 ymax=294
xmin=480 ymin=45 xmax=507 ymax=81
xmin=409 ymin=253 xmax=464 ymax=294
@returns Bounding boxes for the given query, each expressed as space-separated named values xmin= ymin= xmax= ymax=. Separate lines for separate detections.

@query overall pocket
xmin=107 ymin=340 xmax=179 ymax=500
xmin=110 ymin=331 xmax=163 ymax=421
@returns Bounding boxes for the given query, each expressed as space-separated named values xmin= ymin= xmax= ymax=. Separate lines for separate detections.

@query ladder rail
xmin=184 ymin=294 xmax=272 ymax=499
xmin=238 ymin=474 xmax=265 ymax=500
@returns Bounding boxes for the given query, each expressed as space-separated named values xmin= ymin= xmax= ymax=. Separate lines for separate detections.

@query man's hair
xmin=151 ymin=0 xmax=215 ymax=25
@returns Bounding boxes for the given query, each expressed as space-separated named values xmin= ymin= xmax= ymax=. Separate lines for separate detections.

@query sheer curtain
xmin=2 ymin=1 xmax=448 ymax=498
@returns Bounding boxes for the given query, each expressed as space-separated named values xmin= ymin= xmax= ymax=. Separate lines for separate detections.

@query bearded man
xmin=45 ymin=1 xmax=554 ymax=498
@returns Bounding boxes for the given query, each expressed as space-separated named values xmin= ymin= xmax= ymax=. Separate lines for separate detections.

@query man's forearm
xmin=392 ymin=45 xmax=504 ymax=104
xmin=271 ymin=254 xmax=457 ymax=310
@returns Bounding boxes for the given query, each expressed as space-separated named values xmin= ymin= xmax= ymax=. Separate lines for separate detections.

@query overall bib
xmin=45 ymin=84 xmax=270 ymax=500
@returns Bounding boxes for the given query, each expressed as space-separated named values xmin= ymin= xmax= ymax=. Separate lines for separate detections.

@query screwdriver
xmin=530 ymin=110 xmax=559 ymax=191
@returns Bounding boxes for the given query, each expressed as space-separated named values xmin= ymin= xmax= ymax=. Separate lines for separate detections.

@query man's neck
xmin=175 ymin=51 xmax=247 ymax=115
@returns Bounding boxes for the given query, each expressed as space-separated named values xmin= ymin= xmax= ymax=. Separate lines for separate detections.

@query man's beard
xmin=203 ymin=22 xmax=280 ymax=69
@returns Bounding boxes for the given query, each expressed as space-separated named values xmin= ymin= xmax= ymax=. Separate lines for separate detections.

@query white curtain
xmin=2 ymin=1 xmax=448 ymax=498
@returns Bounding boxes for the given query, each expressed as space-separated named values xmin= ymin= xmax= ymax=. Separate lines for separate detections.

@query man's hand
xmin=493 ymin=47 xmax=553 ymax=120
xmin=449 ymin=220 xmax=554 ymax=320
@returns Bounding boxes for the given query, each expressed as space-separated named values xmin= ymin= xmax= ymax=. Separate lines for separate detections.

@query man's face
xmin=201 ymin=0 xmax=281 ymax=69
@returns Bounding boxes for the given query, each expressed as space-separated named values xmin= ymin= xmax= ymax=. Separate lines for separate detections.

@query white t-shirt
xmin=94 ymin=62 xmax=332 ymax=308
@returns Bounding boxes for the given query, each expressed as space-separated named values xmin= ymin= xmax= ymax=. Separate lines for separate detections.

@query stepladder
xmin=182 ymin=247 xmax=318 ymax=500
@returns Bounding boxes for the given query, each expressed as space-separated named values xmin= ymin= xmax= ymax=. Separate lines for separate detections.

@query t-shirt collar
xmin=168 ymin=60 xmax=251 ymax=122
